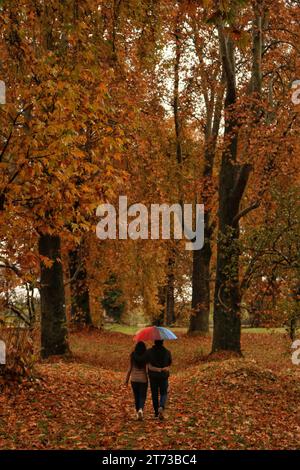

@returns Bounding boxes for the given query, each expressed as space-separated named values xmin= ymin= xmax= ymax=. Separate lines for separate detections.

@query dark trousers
xmin=149 ymin=376 xmax=169 ymax=415
xmin=131 ymin=381 xmax=148 ymax=412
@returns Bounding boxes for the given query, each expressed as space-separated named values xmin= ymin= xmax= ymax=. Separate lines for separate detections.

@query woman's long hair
xmin=131 ymin=341 xmax=147 ymax=369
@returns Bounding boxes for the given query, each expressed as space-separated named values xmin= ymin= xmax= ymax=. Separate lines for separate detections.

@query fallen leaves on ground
xmin=0 ymin=329 xmax=300 ymax=450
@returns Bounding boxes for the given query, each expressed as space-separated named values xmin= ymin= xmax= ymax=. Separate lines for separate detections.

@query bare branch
xmin=233 ymin=200 xmax=261 ymax=224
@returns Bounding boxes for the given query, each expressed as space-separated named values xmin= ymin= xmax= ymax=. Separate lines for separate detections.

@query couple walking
xmin=125 ymin=339 xmax=172 ymax=421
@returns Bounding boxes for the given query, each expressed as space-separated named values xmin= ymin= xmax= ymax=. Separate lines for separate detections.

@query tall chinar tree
xmin=38 ymin=0 xmax=129 ymax=341
xmin=0 ymin=0 xmax=70 ymax=357
xmin=212 ymin=0 xmax=265 ymax=352
xmin=0 ymin=0 xmax=121 ymax=356
xmin=36 ymin=2 xmax=72 ymax=358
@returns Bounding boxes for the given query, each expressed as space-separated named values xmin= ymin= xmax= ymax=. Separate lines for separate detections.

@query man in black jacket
xmin=147 ymin=340 xmax=172 ymax=420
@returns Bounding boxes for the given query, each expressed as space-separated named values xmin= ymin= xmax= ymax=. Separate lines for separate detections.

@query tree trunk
xmin=39 ymin=234 xmax=69 ymax=358
xmin=154 ymin=285 xmax=166 ymax=326
xmin=212 ymin=199 xmax=242 ymax=353
xmin=69 ymin=243 xmax=92 ymax=327
xmin=212 ymin=155 xmax=253 ymax=352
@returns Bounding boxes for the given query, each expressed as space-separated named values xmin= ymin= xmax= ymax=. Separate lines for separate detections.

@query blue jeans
xmin=149 ymin=376 xmax=169 ymax=416
xmin=131 ymin=382 xmax=148 ymax=411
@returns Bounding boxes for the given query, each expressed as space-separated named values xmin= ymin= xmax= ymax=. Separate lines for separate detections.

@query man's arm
xmin=148 ymin=364 xmax=164 ymax=372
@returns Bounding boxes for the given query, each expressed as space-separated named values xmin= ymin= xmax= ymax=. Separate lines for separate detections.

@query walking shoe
xmin=137 ymin=409 xmax=143 ymax=421
xmin=158 ymin=407 xmax=164 ymax=420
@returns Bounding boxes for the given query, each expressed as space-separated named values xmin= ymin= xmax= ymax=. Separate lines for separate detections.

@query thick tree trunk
xmin=212 ymin=190 xmax=242 ymax=352
xmin=39 ymin=234 xmax=69 ymax=358
xmin=212 ymin=154 xmax=252 ymax=352
xmin=69 ymin=243 xmax=92 ymax=326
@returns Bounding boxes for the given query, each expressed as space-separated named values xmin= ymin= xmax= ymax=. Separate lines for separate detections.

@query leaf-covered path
xmin=1 ymin=330 xmax=300 ymax=450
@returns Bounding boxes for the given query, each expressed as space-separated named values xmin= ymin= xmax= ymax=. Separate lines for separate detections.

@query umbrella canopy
xmin=134 ymin=326 xmax=177 ymax=342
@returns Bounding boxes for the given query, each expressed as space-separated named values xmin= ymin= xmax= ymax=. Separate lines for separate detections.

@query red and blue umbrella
xmin=134 ymin=326 xmax=177 ymax=342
